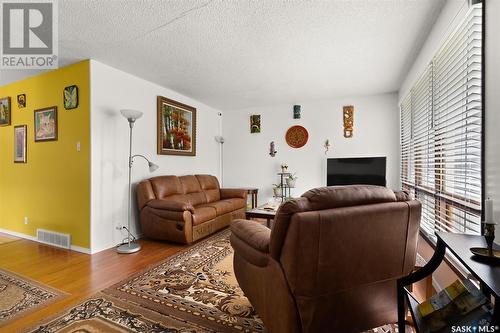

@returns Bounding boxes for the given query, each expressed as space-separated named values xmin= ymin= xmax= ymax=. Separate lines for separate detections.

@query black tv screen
xmin=327 ymin=157 xmax=386 ymax=186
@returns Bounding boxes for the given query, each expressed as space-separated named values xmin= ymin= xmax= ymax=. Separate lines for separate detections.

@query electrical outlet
xmin=24 ymin=217 xmax=29 ymax=225
xmin=76 ymin=141 xmax=81 ymax=152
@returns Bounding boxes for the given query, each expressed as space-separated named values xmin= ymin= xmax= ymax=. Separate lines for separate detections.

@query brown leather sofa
xmin=137 ymin=174 xmax=247 ymax=244
xmin=230 ymin=185 xmax=421 ymax=333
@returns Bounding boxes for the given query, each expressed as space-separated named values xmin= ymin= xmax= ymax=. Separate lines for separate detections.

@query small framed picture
xmin=34 ymin=106 xmax=58 ymax=142
xmin=0 ymin=96 xmax=11 ymax=126
xmin=63 ymin=85 xmax=78 ymax=110
xmin=17 ymin=94 xmax=26 ymax=109
xmin=250 ymin=115 xmax=261 ymax=133
xmin=14 ymin=125 xmax=27 ymax=163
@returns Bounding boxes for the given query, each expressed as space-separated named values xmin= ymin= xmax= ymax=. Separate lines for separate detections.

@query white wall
xmin=90 ymin=60 xmax=223 ymax=253
xmin=400 ymin=0 xmax=500 ymax=236
xmin=222 ymin=93 xmax=401 ymax=204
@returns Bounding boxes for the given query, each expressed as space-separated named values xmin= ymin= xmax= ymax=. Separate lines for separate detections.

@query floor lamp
xmin=117 ymin=109 xmax=159 ymax=254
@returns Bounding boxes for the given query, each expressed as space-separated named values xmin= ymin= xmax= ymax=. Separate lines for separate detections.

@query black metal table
xmin=397 ymin=232 xmax=500 ymax=332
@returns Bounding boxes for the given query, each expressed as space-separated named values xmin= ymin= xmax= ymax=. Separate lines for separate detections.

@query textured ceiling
xmin=0 ymin=0 xmax=446 ymax=110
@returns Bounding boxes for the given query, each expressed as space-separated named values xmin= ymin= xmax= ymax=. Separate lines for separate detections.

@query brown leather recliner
xmin=230 ymin=185 xmax=421 ymax=333
xmin=137 ymin=174 xmax=247 ymax=244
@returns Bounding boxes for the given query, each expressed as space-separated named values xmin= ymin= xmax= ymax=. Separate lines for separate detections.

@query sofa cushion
xmin=179 ymin=175 xmax=207 ymax=206
xmin=199 ymin=201 xmax=234 ymax=215
xmin=150 ymin=176 xmax=183 ymax=199
xmin=196 ymin=175 xmax=221 ymax=203
xmin=192 ymin=206 xmax=217 ymax=225
xmin=221 ymin=198 xmax=246 ymax=211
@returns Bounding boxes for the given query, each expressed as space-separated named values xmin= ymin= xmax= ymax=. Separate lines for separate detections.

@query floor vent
xmin=36 ymin=229 xmax=71 ymax=249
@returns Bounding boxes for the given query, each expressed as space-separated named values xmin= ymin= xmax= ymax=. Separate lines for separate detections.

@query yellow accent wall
xmin=0 ymin=61 xmax=90 ymax=249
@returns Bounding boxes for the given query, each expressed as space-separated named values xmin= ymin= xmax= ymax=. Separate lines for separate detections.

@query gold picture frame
xmin=14 ymin=125 xmax=27 ymax=163
xmin=34 ymin=106 xmax=58 ymax=142
xmin=157 ymin=96 xmax=196 ymax=156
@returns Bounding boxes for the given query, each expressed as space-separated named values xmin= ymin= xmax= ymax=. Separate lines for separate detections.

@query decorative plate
xmin=286 ymin=125 xmax=309 ymax=148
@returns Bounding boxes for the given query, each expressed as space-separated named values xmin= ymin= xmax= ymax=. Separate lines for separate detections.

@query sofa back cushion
xmin=196 ymin=175 xmax=221 ymax=203
xmin=179 ymin=175 xmax=208 ymax=206
xmin=138 ymin=175 xmax=223 ymax=208
xmin=150 ymin=176 xmax=183 ymax=199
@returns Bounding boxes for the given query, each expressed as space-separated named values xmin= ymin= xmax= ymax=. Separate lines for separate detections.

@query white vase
xmin=273 ymin=187 xmax=282 ymax=197
xmin=286 ymin=178 xmax=296 ymax=188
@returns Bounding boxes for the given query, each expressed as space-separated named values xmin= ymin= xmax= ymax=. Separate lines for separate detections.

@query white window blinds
xmin=400 ymin=2 xmax=482 ymax=236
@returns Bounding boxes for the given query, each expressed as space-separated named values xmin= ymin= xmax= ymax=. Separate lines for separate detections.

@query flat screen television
xmin=327 ymin=157 xmax=387 ymax=186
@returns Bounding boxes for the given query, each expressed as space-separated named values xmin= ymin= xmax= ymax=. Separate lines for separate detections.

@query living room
xmin=0 ymin=0 xmax=498 ymax=332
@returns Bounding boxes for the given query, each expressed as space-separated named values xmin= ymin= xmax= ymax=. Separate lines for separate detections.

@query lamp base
xmin=117 ymin=242 xmax=141 ymax=254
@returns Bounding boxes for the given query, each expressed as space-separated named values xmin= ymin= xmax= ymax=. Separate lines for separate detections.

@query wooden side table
xmin=245 ymin=207 xmax=276 ymax=227
xmin=239 ymin=188 xmax=258 ymax=209
xmin=397 ymin=232 xmax=500 ymax=332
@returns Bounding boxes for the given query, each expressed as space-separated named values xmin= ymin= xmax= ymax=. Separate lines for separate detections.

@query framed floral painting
xmin=14 ymin=125 xmax=27 ymax=163
xmin=0 ymin=96 xmax=11 ymax=126
xmin=157 ymin=96 xmax=196 ymax=156
xmin=34 ymin=106 xmax=58 ymax=142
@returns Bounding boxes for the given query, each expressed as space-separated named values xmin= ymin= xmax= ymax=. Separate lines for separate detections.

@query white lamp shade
xmin=148 ymin=161 xmax=159 ymax=172
xmin=120 ymin=109 xmax=143 ymax=121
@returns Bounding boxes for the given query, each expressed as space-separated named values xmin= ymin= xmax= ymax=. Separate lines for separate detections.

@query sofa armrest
xmin=220 ymin=188 xmax=247 ymax=200
xmin=147 ymin=199 xmax=195 ymax=213
xmin=231 ymin=219 xmax=270 ymax=253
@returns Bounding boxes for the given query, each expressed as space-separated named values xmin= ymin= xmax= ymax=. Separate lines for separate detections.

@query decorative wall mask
xmin=250 ymin=115 xmax=261 ymax=133
xmin=343 ymin=105 xmax=354 ymax=138
xmin=285 ymin=125 xmax=309 ymax=148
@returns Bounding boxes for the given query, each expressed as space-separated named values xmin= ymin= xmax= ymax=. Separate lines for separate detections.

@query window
xmin=400 ymin=2 xmax=482 ymax=237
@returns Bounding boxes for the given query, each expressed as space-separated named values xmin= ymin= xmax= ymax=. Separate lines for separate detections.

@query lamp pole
xmin=117 ymin=109 xmax=158 ymax=254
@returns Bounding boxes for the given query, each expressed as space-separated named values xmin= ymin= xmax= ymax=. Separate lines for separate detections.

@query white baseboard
xmin=0 ymin=228 xmax=91 ymax=254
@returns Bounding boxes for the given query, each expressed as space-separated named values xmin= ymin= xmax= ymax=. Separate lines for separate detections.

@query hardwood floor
xmin=0 ymin=234 xmax=185 ymax=332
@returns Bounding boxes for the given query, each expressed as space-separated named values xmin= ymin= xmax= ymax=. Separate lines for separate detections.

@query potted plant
xmin=281 ymin=163 xmax=288 ymax=173
xmin=286 ymin=173 xmax=297 ymax=188
xmin=273 ymin=184 xmax=282 ymax=197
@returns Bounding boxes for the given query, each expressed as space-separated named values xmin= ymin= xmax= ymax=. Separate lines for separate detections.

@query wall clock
xmin=286 ymin=125 xmax=309 ymax=148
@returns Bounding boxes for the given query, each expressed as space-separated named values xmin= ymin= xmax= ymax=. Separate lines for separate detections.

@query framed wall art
xmin=34 ymin=106 xmax=58 ymax=142
xmin=343 ymin=105 xmax=354 ymax=138
xmin=17 ymin=94 xmax=26 ymax=108
xmin=14 ymin=125 xmax=27 ymax=163
xmin=64 ymin=85 xmax=78 ymax=110
xmin=250 ymin=115 xmax=261 ymax=133
xmin=157 ymin=96 xmax=196 ymax=156
xmin=0 ymin=96 xmax=11 ymax=126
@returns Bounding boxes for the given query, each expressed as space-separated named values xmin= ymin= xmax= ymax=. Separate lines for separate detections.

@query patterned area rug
xmin=25 ymin=293 xmax=214 ymax=333
xmin=26 ymin=229 xmax=409 ymax=332
xmin=0 ymin=269 xmax=66 ymax=327
xmin=104 ymin=229 xmax=265 ymax=333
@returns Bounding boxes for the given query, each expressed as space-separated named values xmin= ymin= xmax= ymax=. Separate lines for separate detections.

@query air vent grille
xmin=36 ymin=229 xmax=71 ymax=249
